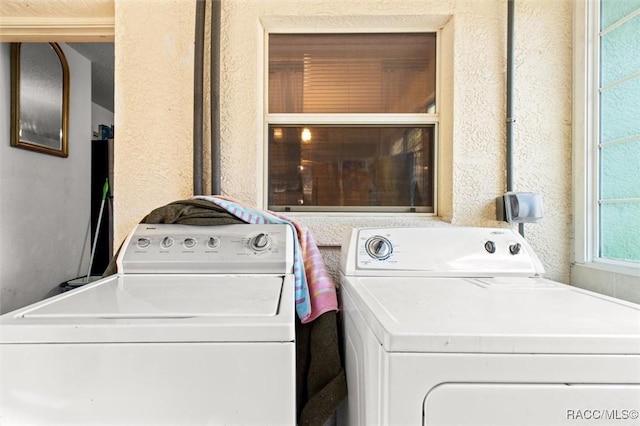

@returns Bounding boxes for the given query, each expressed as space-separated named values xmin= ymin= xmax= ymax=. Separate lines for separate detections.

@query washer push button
xmin=137 ymin=237 xmax=151 ymax=249
xmin=161 ymin=237 xmax=174 ymax=249
xmin=184 ymin=237 xmax=197 ymax=249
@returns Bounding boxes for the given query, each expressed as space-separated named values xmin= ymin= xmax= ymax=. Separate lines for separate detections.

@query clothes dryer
xmin=339 ymin=227 xmax=640 ymax=426
xmin=0 ymin=223 xmax=296 ymax=425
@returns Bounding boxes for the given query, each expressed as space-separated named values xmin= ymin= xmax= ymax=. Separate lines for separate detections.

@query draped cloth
xmin=193 ymin=195 xmax=338 ymax=323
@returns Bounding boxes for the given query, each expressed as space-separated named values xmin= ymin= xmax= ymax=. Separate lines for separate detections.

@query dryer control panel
xmin=118 ymin=224 xmax=295 ymax=274
xmin=341 ymin=226 xmax=545 ymax=277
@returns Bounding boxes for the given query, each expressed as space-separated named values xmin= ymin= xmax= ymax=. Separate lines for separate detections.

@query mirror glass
xmin=11 ymin=43 xmax=69 ymax=157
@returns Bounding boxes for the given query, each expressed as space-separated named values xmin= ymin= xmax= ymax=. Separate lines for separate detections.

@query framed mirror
xmin=10 ymin=42 xmax=70 ymax=157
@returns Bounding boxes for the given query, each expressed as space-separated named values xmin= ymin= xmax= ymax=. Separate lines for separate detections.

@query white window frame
xmin=261 ymin=25 xmax=443 ymax=217
xmin=573 ymin=0 xmax=640 ymax=277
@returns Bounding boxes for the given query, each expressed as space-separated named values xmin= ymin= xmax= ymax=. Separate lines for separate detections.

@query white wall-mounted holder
xmin=496 ymin=192 xmax=543 ymax=223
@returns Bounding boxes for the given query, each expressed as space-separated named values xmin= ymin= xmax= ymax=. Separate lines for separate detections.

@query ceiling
xmin=68 ymin=42 xmax=114 ymax=113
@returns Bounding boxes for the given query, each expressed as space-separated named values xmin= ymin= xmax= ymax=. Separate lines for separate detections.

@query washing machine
xmin=339 ymin=227 xmax=640 ymax=426
xmin=0 ymin=223 xmax=296 ymax=425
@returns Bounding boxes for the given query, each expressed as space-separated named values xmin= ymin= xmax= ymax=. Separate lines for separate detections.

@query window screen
xmin=267 ymin=33 xmax=437 ymax=212
xmin=269 ymin=125 xmax=434 ymax=211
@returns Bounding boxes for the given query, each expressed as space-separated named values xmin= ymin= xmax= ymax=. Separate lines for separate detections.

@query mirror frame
xmin=10 ymin=42 xmax=70 ymax=158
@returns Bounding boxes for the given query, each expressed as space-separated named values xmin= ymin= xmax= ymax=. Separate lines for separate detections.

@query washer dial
xmin=249 ymin=233 xmax=272 ymax=252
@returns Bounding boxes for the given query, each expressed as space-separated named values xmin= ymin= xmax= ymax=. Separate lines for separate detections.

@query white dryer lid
xmin=343 ymin=276 xmax=640 ymax=354
xmin=0 ymin=274 xmax=295 ymax=344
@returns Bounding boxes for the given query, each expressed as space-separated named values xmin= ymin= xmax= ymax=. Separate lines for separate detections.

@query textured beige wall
xmin=0 ymin=0 xmax=573 ymax=284
xmin=507 ymin=0 xmax=573 ymax=282
xmin=449 ymin=0 xmax=573 ymax=281
xmin=0 ymin=0 xmax=113 ymax=17
xmin=218 ymin=0 xmax=573 ymax=282
xmin=451 ymin=0 xmax=508 ymax=228
xmin=113 ymin=0 xmax=196 ymax=245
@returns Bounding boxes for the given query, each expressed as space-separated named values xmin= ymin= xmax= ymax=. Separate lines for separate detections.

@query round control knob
xmin=250 ymin=233 xmax=271 ymax=252
xmin=161 ymin=236 xmax=174 ymax=249
xmin=365 ymin=236 xmax=393 ymax=260
xmin=207 ymin=237 xmax=220 ymax=249
xmin=484 ymin=240 xmax=496 ymax=254
xmin=137 ymin=237 xmax=151 ymax=249
xmin=509 ymin=243 xmax=521 ymax=255
xmin=184 ymin=237 xmax=197 ymax=249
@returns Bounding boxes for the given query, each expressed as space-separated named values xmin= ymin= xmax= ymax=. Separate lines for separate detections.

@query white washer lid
xmin=343 ymin=276 xmax=640 ymax=354
xmin=0 ymin=274 xmax=295 ymax=344
xmin=21 ymin=275 xmax=282 ymax=319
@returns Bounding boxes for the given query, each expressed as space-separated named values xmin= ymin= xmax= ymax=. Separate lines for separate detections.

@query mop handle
xmin=86 ymin=178 xmax=110 ymax=283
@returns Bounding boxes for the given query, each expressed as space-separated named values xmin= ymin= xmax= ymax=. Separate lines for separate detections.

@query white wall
xmin=0 ymin=43 xmax=92 ymax=314
xmin=91 ymin=102 xmax=114 ymax=139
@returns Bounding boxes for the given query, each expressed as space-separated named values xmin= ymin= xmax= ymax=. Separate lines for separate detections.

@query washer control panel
xmin=119 ymin=224 xmax=294 ymax=274
xmin=343 ymin=227 xmax=545 ymax=277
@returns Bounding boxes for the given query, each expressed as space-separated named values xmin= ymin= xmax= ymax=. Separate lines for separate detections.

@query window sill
xmin=281 ymin=213 xmax=451 ymax=247
xmin=570 ymin=262 xmax=640 ymax=305
xmin=573 ymin=261 xmax=640 ymax=277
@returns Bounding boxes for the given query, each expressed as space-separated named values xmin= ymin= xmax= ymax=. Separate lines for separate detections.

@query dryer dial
xmin=365 ymin=236 xmax=393 ymax=260
xmin=484 ymin=240 xmax=496 ymax=254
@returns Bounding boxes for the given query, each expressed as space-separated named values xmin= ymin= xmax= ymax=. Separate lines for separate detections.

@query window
xmin=596 ymin=1 xmax=640 ymax=264
xmin=266 ymin=33 xmax=437 ymax=213
xmin=577 ymin=0 xmax=640 ymax=268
